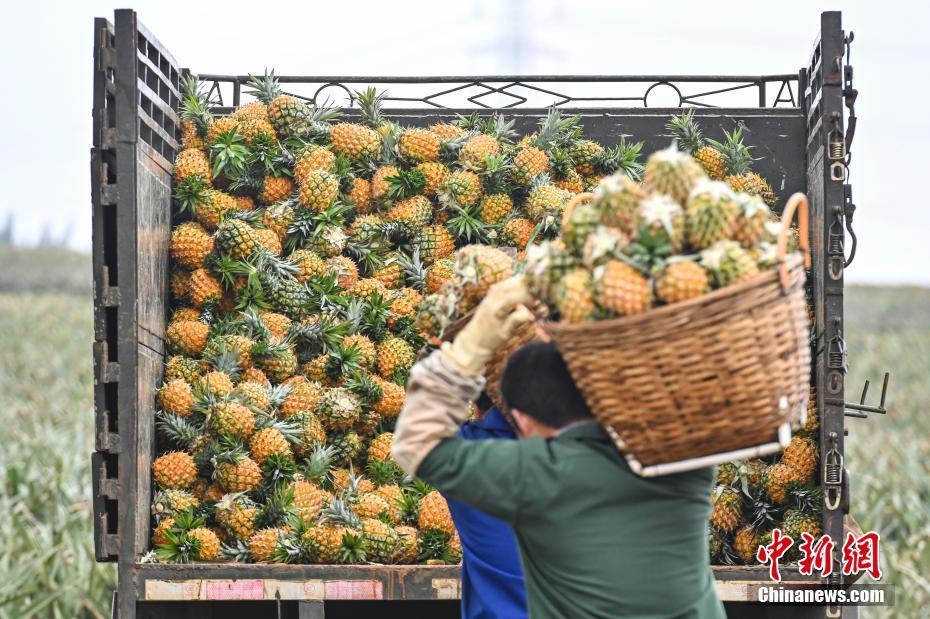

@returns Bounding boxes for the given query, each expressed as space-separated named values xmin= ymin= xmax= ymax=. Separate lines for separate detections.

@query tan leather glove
xmin=442 ymin=275 xmax=535 ymax=376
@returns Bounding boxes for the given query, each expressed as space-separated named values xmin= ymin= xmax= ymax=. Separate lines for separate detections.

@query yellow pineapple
xmin=399 ymin=128 xmax=441 ymax=162
xmin=298 ymin=170 xmax=339 ymax=212
xmin=425 ymin=258 xmax=455 ymax=294
xmin=159 ymin=379 xmax=195 ymax=416
xmin=250 ymin=428 xmax=292 ymax=465
xmin=166 ymin=319 xmax=209 ymax=356
xmin=347 ymin=177 xmax=372 ymax=212
xmin=371 ymin=165 xmax=399 ymax=203
xmin=173 ymin=148 xmax=212 ymax=186
xmin=376 ymin=337 xmax=415 ymax=380
xmin=655 ymin=260 xmax=709 ymax=304
xmin=372 ymin=376 xmax=405 ymax=419
xmin=512 ymin=146 xmax=549 ymax=185
xmin=459 ymin=133 xmax=500 ymax=171
xmin=781 ymin=436 xmax=819 ymax=481
xmin=249 ymin=528 xmax=284 ymax=563
xmin=187 ymin=268 xmax=223 ymax=308
xmin=556 ymin=268 xmax=596 ymax=323
xmin=643 ymin=146 xmax=707 ymax=205
xmin=418 ymin=491 xmax=455 ymax=536
xmin=170 ymin=222 xmax=214 ymax=269
xmin=294 ymin=146 xmax=336 ymax=182
xmin=330 ymin=123 xmax=381 ymax=161
xmin=594 ymin=260 xmax=651 ymax=316
xmin=415 ymin=162 xmax=448 ymax=197
xmin=216 ymin=456 xmax=262 ymax=493
xmin=153 ymin=451 xmax=197 ymax=490
xmin=480 ymin=194 xmax=514 ymax=224
xmin=709 ymin=485 xmax=743 ymax=532
xmin=258 ymin=176 xmax=294 ymax=206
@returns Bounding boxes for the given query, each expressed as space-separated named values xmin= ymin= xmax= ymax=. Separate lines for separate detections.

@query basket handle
xmin=561 ymin=192 xmax=594 ymax=227
xmin=777 ymin=193 xmax=811 ymax=291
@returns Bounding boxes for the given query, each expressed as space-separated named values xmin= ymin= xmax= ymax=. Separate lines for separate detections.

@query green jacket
xmin=418 ymin=422 xmax=725 ymax=619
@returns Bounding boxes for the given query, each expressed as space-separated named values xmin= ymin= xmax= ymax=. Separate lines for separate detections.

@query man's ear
xmin=509 ymin=408 xmax=530 ymax=438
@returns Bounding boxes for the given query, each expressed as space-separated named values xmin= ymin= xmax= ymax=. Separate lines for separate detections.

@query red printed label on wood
xmin=205 ymin=579 xmax=264 ymax=600
xmin=324 ymin=580 xmax=383 ymax=600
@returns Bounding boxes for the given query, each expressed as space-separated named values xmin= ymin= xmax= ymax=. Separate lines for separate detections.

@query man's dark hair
xmin=500 ymin=341 xmax=593 ymax=428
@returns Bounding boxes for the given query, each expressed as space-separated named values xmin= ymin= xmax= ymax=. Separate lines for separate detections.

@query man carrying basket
xmin=393 ymin=275 xmax=725 ymax=619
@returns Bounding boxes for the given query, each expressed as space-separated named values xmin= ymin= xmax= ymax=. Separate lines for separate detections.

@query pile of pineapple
xmin=524 ymin=111 xmax=785 ymax=323
xmin=709 ymin=400 xmax=822 ymax=565
xmin=150 ymin=70 xmax=647 ymax=565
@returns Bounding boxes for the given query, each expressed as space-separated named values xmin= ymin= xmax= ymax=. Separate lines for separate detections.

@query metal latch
xmin=827 ymin=372 xmax=891 ymax=420
xmin=822 ymin=432 xmax=843 ymax=511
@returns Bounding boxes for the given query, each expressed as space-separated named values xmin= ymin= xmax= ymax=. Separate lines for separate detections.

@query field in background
xmin=0 ymin=248 xmax=926 ymax=618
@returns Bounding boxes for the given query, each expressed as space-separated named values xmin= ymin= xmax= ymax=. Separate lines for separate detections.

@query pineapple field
xmin=147 ymin=68 xmax=810 ymax=568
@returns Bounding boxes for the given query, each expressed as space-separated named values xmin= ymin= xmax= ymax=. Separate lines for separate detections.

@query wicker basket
xmin=542 ymin=193 xmax=812 ymax=477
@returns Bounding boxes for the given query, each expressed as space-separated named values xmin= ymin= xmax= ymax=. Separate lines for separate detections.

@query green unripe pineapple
xmin=685 ymin=180 xmax=740 ymax=249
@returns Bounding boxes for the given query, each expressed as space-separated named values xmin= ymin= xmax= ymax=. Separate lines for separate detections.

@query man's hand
xmin=443 ymin=275 xmax=535 ymax=375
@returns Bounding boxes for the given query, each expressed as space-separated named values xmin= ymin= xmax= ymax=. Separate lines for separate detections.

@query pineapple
xmin=186 ymin=527 xmax=221 ymax=561
xmin=643 ymin=146 xmax=707 ymax=205
xmin=636 ymin=194 xmax=685 ymax=253
xmin=317 ymin=388 xmax=362 ymax=431
xmin=349 ymin=277 xmax=389 ymax=301
xmin=700 ymin=241 xmax=760 ymax=288
xmin=374 ymin=256 xmax=405 ymax=290
xmin=709 ymin=485 xmax=743 ymax=533
xmin=170 ymin=222 xmax=215 ymax=269
xmin=159 ymin=379 xmax=195 ymax=417
xmin=240 ymin=367 xmax=268 ymax=385
xmin=733 ymin=194 xmax=772 ymax=248
xmin=594 ymin=260 xmax=651 ymax=316
xmin=356 ymin=493 xmax=391 ymax=520
xmin=187 ymin=268 xmax=223 ymax=308
xmin=393 ymin=525 xmax=420 ymax=563
xmin=367 ymin=432 xmax=394 ymax=463
xmin=343 ymin=334 xmax=377 ymax=368
xmin=207 ymin=116 xmax=238 ymax=145
xmin=153 ymin=451 xmax=197 ymax=490
xmin=250 ymin=428 xmax=292 ymax=465
xmin=216 ymin=496 xmax=258 ymax=541
xmin=399 ymin=128 xmax=441 ymax=162
xmin=361 ymin=518 xmax=399 ymax=563
xmin=215 ymin=218 xmax=260 ymax=260
xmin=325 ymin=256 xmax=359 ymax=290
xmin=216 ymin=456 xmax=262 ymax=493
xmin=371 ymin=376 xmax=405 ymax=419
xmin=438 ymin=170 xmax=483 ymax=209
xmin=173 ymin=148 xmax=212 ymax=185
xmin=569 ymin=140 xmax=604 ymax=175
xmin=454 ymin=245 xmax=514 ymax=311
xmin=591 ymin=172 xmax=647 ymax=237
xmin=782 ymin=509 xmax=822 ymax=541
xmin=294 ymin=146 xmax=336 ymax=182
xmin=291 ymin=411 xmax=328 ymax=453
xmin=525 ymin=179 xmax=569 ymax=223
xmin=501 ymin=217 xmax=535 ymax=250
xmin=417 ymin=491 xmax=455 ymax=536
xmin=152 ymin=518 xmax=175 ymax=548
xmin=249 ymin=528 xmax=284 ymax=563
xmin=706 ymin=127 xmax=757 ymax=195
xmin=763 ymin=463 xmax=806 ymax=505
xmin=290 ymin=480 xmax=326 ymax=523
xmin=290 ymin=250 xmax=327 ymax=282
xmin=327 ymin=430 xmax=363 ymax=465
xmin=685 ymin=181 xmax=740 ymax=249
xmin=298 ymin=170 xmax=339 ymax=212
xmin=262 ymin=202 xmax=295 ymax=240
xmin=236 ymin=381 xmax=270 ymax=411
xmin=151 ymin=489 xmax=200 ymax=522
xmin=166 ymin=320 xmax=209 ymax=356
xmin=429 ymin=122 xmax=466 ymax=140
xmin=555 ymin=268 xmax=596 ymax=323
xmin=258 ymin=175 xmax=294 ymax=206
xmin=415 ymin=225 xmax=456 ymax=265
xmin=554 ymin=170 xmax=585 ymax=194
xmin=376 ymin=337 xmax=415 ymax=381
xmin=781 ymin=436 xmax=819 ymax=481
xmin=480 ymin=194 xmax=514 ymax=224
xmin=371 ymin=165 xmax=399 ymax=203
xmin=165 ymin=355 xmax=203 ymax=384
xmin=209 ymin=401 xmax=256 ymax=439
xmin=386 ymin=195 xmax=433 ymax=231
xmin=733 ymin=525 xmax=763 ymax=563
xmin=347 ymin=177 xmax=372 ymax=212
xmin=194 ymin=190 xmax=237 ymax=232
xmin=744 ymin=171 xmax=777 ymax=207
xmin=512 ymin=146 xmax=550 ymax=185
xmin=330 ymin=123 xmax=381 ymax=161
xmin=655 ymin=259 xmax=709 ymax=304
xmin=415 ymin=162 xmax=448 ymax=197
xmin=460 ymin=134 xmax=501 ymax=171
xmin=260 ymin=311 xmax=293 ymax=339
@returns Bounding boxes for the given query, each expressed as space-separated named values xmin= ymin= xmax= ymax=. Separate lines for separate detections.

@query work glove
xmin=442 ymin=275 xmax=535 ymax=376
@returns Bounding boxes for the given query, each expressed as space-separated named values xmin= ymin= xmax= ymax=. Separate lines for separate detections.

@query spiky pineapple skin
xmin=594 ymin=260 xmax=650 ymax=317
xmin=655 ymin=260 xmax=710 ymax=304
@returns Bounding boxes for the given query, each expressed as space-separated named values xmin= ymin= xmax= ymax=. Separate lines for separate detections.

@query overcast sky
xmin=1 ymin=0 xmax=927 ymax=284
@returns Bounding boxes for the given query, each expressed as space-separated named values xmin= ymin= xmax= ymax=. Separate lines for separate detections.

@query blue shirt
xmin=443 ymin=407 xmax=528 ymax=619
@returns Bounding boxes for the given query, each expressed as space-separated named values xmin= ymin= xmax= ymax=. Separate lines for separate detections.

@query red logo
xmin=758 ymin=530 xmax=883 ymax=581
xmin=756 ymin=528 xmax=794 ymax=582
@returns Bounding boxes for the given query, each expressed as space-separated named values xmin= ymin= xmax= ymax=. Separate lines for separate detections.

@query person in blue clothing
xmin=441 ymin=391 xmax=528 ymax=619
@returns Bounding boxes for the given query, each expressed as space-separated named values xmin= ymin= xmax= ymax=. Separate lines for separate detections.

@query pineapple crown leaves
xmin=258 ymin=455 xmax=298 ymax=500
xmin=343 ymin=235 xmax=388 ymax=277
xmin=299 ymin=444 xmax=336 ymax=485
xmin=173 ymin=175 xmax=211 ymax=216
xmin=284 ymin=203 xmax=351 ymax=253
xmin=244 ymin=69 xmax=283 ymax=104
xmin=200 ymin=341 xmax=244 ymax=380
xmin=154 ymin=509 xmax=207 ymax=562
xmin=155 ymin=410 xmax=205 ymax=450
xmin=207 ymin=434 xmax=251 ymax=469
xmin=395 ymin=248 xmax=428 ymax=291
xmin=786 ymin=485 xmax=823 ymax=513
xmin=706 ymin=126 xmax=755 ymax=176
xmin=483 ymin=113 xmax=518 ymax=142
xmin=207 ymin=251 xmax=252 ymax=290
xmin=746 ymin=491 xmax=783 ymax=533
xmin=592 ymin=137 xmax=646 ymax=180
xmin=445 ymin=204 xmax=493 ymax=245
xmin=239 ymin=306 xmax=273 ymax=342
xmin=386 ymin=168 xmax=427 ymax=200
xmin=535 ymin=108 xmax=581 ymax=151
xmin=354 ymin=87 xmax=388 ymax=129
xmin=305 ymin=272 xmax=349 ymax=314
xmin=366 ymin=458 xmax=406 ymax=487
xmin=244 ymin=132 xmax=288 ymax=178
xmin=209 ymin=128 xmax=251 ymax=180
xmin=344 ymin=370 xmax=384 ymax=406
xmin=255 ymin=487 xmax=297 ymax=530
xmin=323 ymin=344 xmax=364 ymax=382
xmin=453 ymin=111 xmax=484 ymax=131
xmin=480 ymin=153 xmax=516 ymax=194
xmin=418 ymin=528 xmax=452 ymax=563
xmin=547 ymin=147 xmax=577 ymax=181
xmin=665 ymin=111 xmax=705 ymax=155
xmin=322 ymin=496 xmax=363 ymax=530
xmin=179 ymin=74 xmax=215 ymax=132
xmin=273 ymin=524 xmax=314 ymax=563
xmin=220 ymin=539 xmax=253 ymax=563
xmin=338 ymin=530 xmax=369 ymax=564
xmin=438 ymin=133 xmax=470 ymax=163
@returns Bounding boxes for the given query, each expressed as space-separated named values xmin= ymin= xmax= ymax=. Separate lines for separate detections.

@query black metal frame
xmin=91 ymin=9 xmax=855 ymax=618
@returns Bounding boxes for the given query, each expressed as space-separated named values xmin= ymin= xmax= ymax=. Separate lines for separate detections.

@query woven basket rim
xmin=544 ymin=253 xmax=805 ymax=334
